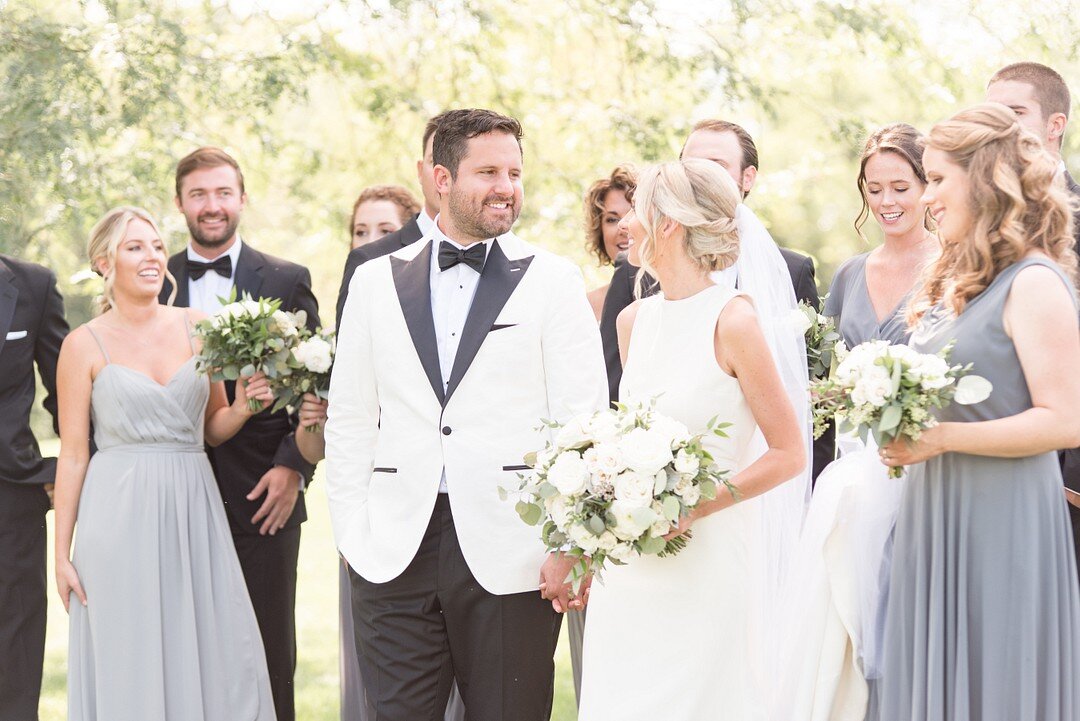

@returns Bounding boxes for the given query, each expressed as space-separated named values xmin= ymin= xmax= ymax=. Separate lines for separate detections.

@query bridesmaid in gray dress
xmin=54 ymin=207 xmax=280 ymax=720
xmin=879 ymin=104 xmax=1080 ymax=721
xmin=825 ymin=123 xmax=938 ymax=350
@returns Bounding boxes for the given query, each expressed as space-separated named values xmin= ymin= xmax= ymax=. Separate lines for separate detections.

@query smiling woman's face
xmin=600 ymin=189 xmax=632 ymax=262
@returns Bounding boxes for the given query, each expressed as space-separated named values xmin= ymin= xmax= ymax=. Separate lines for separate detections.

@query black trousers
xmin=350 ymin=496 xmax=561 ymax=721
xmin=0 ymin=482 xmax=49 ymax=721
xmin=232 ymin=526 xmax=301 ymax=721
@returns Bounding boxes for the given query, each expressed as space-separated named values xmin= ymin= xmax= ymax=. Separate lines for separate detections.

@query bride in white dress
xmin=577 ymin=158 xmax=806 ymax=720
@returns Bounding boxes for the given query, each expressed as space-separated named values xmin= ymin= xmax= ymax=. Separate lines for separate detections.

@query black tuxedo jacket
xmin=161 ymin=243 xmax=320 ymax=533
xmin=599 ymin=247 xmax=835 ymax=480
xmin=1060 ymin=171 xmax=1080 ymax=493
xmin=335 ymin=215 xmax=423 ymax=323
xmin=0 ymin=255 xmax=68 ymax=485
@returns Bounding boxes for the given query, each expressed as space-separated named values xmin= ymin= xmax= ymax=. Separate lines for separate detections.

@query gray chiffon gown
xmin=68 ymin=326 xmax=275 ymax=721
xmin=825 ymin=252 xmax=912 ymax=348
xmin=879 ymin=257 xmax=1080 ymax=721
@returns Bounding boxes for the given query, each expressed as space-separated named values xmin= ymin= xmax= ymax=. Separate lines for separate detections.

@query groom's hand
xmin=248 ymin=465 xmax=301 ymax=535
xmin=539 ymin=552 xmax=580 ymax=613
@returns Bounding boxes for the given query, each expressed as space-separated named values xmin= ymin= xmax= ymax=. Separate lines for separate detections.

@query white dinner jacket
xmin=325 ymin=232 xmax=607 ymax=595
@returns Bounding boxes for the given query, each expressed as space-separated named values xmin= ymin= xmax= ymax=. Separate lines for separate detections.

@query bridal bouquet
xmin=811 ymin=340 xmax=992 ymax=477
xmin=791 ymin=298 xmax=842 ymax=380
xmin=192 ymin=291 xmax=303 ymax=412
xmin=270 ymin=327 xmax=335 ymax=431
xmin=502 ymin=400 xmax=733 ymax=584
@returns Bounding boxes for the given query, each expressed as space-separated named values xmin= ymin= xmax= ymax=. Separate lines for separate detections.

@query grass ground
xmin=37 ymin=439 xmax=578 ymax=720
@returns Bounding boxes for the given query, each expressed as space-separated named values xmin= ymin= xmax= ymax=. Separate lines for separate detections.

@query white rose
xmin=856 ymin=374 xmax=893 ymax=407
xmin=567 ymin=523 xmax=600 ymax=554
xmin=673 ymin=449 xmax=700 ymax=475
xmin=608 ymin=543 xmax=637 ymax=562
xmin=680 ymin=484 xmax=701 ymax=507
xmin=555 ymin=414 xmax=593 ymax=449
xmin=613 ymin=471 xmax=655 ymax=507
xmin=546 ymin=451 xmax=590 ymax=495
xmin=220 ymin=301 xmax=246 ymax=319
xmin=241 ymin=299 xmax=263 ymax=316
xmin=618 ymin=427 xmax=674 ymax=475
xmin=587 ymin=443 xmax=626 ymax=477
xmin=672 ymin=474 xmax=693 ymax=496
xmin=545 ymin=495 xmax=573 ymax=529
xmin=648 ymin=414 xmax=691 ymax=449
xmin=789 ymin=307 xmax=813 ymax=335
xmin=294 ymin=337 xmax=333 ymax=373
xmin=609 ymin=499 xmax=655 ymax=541
xmin=596 ymin=531 xmax=618 ymax=553
xmin=587 ymin=412 xmax=623 ymax=445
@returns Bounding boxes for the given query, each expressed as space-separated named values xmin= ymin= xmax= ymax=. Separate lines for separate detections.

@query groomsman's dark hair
xmin=989 ymin=62 xmax=1071 ymax=124
xmin=683 ymin=119 xmax=760 ymax=172
xmin=422 ymin=111 xmax=452 ymax=154
xmin=175 ymin=146 xmax=246 ymax=196
xmin=432 ymin=109 xmax=523 ymax=178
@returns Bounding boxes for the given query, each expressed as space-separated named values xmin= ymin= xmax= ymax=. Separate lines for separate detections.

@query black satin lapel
xmin=164 ymin=252 xmax=189 ymax=307
xmin=0 ymin=263 xmax=17 ymax=354
xmin=234 ymin=244 xmax=265 ymax=300
xmin=444 ymin=242 xmax=533 ymax=406
xmin=390 ymin=242 xmax=444 ymax=403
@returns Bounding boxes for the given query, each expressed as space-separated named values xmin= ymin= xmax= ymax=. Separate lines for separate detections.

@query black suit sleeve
xmin=599 ymin=254 xmax=638 ymax=404
xmin=272 ymin=266 xmax=320 ymax=481
xmin=791 ymin=253 xmax=820 ymax=308
xmin=335 ymin=246 xmax=367 ymax=325
xmin=33 ymin=269 xmax=68 ymax=434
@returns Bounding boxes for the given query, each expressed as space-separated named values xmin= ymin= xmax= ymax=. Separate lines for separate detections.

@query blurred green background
xmin=9 ymin=1 xmax=1080 ymax=718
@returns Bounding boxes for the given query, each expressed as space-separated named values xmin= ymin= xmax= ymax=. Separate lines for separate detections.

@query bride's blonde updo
xmin=87 ymin=206 xmax=176 ymax=315
xmin=634 ymin=158 xmax=741 ymax=290
xmin=908 ymin=103 xmax=1077 ymax=323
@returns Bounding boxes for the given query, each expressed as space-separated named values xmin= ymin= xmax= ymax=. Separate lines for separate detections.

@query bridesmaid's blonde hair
xmin=634 ymin=158 xmax=741 ymax=294
xmin=87 ymin=206 xmax=176 ymax=315
xmin=907 ymin=104 xmax=1077 ymax=324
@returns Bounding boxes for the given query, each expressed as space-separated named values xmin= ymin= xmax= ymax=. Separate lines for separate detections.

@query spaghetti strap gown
xmin=879 ymin=257 xmax=1080 ymax=721
xmin=67 ymin=324 xmax=275 ymax=721
xmin=578 ymin=285 xmax=764 ymax=720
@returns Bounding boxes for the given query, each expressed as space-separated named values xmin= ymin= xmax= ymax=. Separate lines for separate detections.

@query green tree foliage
xmin=3 ymin=0 xmax=1079 ymax=330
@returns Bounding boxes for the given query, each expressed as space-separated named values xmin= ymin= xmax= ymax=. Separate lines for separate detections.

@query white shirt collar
xmin=186 ymin=234 xmax=243 ymax=275
xmin=1059 ymin=159 xmax=1068 ymax=177
xmin=416 ymin=208 xmax=437 ymax=237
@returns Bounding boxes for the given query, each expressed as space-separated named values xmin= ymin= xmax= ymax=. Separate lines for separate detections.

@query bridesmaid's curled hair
xmin=908 ymin=103 xmax=1077 ymax=324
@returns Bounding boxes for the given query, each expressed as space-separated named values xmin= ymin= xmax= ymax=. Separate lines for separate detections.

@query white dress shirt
xmin=416 ymin=208 xmax=436 ymax=237
xmin=186 ymin=237 xmax=243 ymax=315
xmin=429 ymin=218 xmax=491 ymax=492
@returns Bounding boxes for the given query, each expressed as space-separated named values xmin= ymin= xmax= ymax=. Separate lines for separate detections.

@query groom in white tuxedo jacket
xmin=326 ymin=109 xmax=607 ymax=721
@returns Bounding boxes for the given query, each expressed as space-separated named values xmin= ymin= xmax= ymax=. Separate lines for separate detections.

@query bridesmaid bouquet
xmin=501 ymin=400 xmax=733 ymax=585
xmin=270 ymin=327 xmax=336 ymax=431
xmin=192 ymin=291 xmax=304 ymax=412
xmin=811 ymin=340 xmax=992 ymax=477
xmin=791 ymin=298 xmax=842 ymax=380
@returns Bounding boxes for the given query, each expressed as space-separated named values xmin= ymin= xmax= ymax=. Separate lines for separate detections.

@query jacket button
xmin=442 ymin=426 xmax=452 ymax=436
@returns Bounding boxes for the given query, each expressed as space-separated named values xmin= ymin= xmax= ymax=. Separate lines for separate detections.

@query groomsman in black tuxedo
xmin=336 ymin=111 xmax=449 ymax=323
xmin=159 ymin=147 xmax=319 ymax=721
xmin=599 ymin=119 xmax=832 ymax=478
xmin=0 ymin=255 xmax=67 ymax=721
xmin=987 ymin=62 xmax=1080 ymax=577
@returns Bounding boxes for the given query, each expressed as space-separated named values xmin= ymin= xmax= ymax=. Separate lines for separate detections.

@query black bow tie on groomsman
xmin=438 ymin=241 xmax=487 ymax=273
xmin=186 ymin=255 xmax=233 ymax=280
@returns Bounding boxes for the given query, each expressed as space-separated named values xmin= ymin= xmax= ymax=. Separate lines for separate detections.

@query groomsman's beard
xmin=186 ymin=213 xmax=240 ymax=249
xmin=447 ymin=187 xmax=519 ymax=241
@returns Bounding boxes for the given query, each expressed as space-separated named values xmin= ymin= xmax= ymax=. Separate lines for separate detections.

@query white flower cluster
xmin=813 ymin=340 xmax=992 ymax=477
xmin=509 ymin=401 xmax=729 ymax=580
xmin=292 ymin=335 xmax=333 ymax=373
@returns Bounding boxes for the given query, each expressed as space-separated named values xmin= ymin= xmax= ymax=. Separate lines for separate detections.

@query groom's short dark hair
xmin=432 ymin=109 xmax=523 ymax=178
xmin=685 ymin=119 xmax=759 ymax=172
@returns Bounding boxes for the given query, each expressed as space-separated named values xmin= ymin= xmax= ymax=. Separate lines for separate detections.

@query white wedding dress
xmin=578 ymin=284 xmax=766 ymax=720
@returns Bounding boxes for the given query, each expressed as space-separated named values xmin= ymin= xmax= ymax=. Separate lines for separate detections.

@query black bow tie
xmin=438 ymin=241 xmax=486 ymax=273
xmin=187 ymin=255 xmax=233 ymax=280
